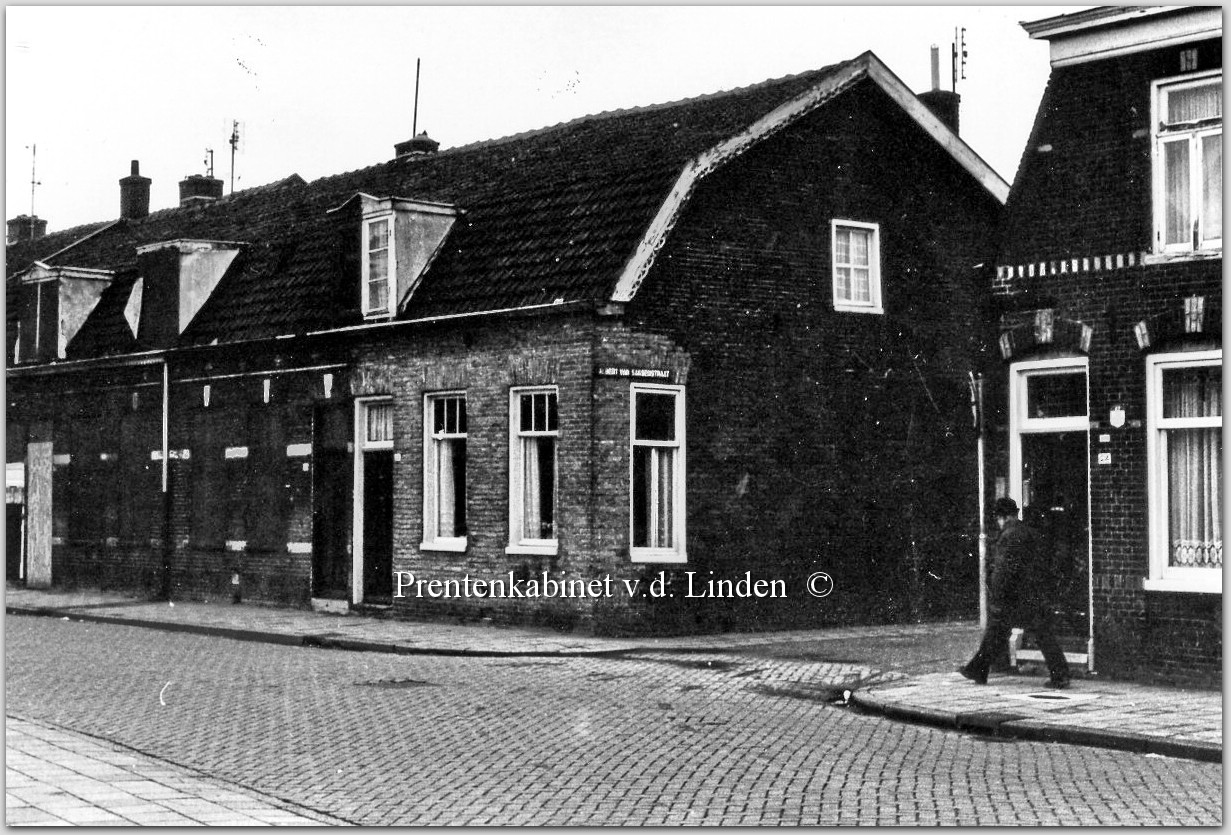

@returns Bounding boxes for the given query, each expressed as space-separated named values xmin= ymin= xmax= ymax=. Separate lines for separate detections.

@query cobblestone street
xmin=5 ymin=615 xmax=1221 ymax=825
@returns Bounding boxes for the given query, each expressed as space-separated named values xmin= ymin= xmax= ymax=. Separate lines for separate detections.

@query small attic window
xmin=362 ymin=215 xmax=393 ymax=316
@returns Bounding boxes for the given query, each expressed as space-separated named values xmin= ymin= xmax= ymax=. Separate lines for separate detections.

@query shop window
xmin=362 ymin=216 xmax=394 ymax=316
xmin=508 ymin=388 xmax=558 ymax=555
xmin=1145 ymin=350 xmax=1222 ymax=592
xmin=832 ymin=220 xmax=882 ymax=314
xmin=423 ymin=393 xmax=467 ymax=551
xmin=630 ymin=385 xmax=686 ymax=563
xmin=1153 ymin=71 xmax=1222 ymax=255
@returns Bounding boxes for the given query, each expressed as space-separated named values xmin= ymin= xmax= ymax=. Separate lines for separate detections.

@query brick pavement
xmin=6 ymin=716 xmax=349 ymax=826
xmin=5 ymin=585 xmax=1222 ymax=763
xmin=5 ymin=616 xmax=1221 ymax=826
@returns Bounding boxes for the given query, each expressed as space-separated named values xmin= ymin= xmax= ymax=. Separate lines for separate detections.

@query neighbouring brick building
xmin=7 ymin=51 xmax=1008 ymax=634
xmin=993 ymin=7 xmax=1221 ymax=685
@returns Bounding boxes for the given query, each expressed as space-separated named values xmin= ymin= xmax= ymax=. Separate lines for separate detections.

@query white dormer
xmin=15 ymin=262 xmax=114 ymax=362
xmin=357 ymin=195 xmax=460 ymax=318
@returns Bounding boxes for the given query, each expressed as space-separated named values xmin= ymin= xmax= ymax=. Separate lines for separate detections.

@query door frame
xmin=352 ymin=397 xmax=394 ymax=605
xmin=1007 ymin=356 xmax=1094 ymax=669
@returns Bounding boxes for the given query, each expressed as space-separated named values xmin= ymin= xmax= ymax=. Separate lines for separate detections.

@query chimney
xmin=178 ymin=173 xmax=225 ymax=208
xmin=394 ymin=131 xmax=441 ymax=158
xmin=6 ymin=215 xmax=47 ymax=246
xmin=918 ymin=45 xmax=960 ymax=135
xmin=119 ymin=160 xmax=152 ymax=219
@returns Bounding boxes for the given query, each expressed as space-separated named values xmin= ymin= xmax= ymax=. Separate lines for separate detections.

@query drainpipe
xmin=161 ymin=359 xmax=172 ymax=600
xmin=970 ymin=372 xmax=987 ymax=628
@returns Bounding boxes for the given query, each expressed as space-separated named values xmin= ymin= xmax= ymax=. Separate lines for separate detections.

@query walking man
xmin=958 ymin=497 xmax=1070 ymax=689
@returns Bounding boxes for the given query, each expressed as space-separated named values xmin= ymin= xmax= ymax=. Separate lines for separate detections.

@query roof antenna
xmin=951 ymin=27 xmax=968 ymax=92
xmin=412 ymin=58 xmax=422 ymax=136
xmin=28 ymin=144 xmax=41 ymax=220
xmin=228 ymin=120 xmax=241 ymax=193
xmin=204 ymin=148 xmax=215 ymax=178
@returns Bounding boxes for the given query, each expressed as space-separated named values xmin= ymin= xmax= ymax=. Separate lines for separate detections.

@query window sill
xmin=505 ymin=542 xmax=558 ymax=557
xmin=631 ymin=549 xmax=687 ymax=565
xmin=833 ymin=303 xmax=884 ymax=315
xmin=1142 ymin=575 xmax=1222 ymax=594
xmin=1143 ymin=250 xmax=1222 ymax=267
xmin=420 ymin=538 xmax=467 ymax=553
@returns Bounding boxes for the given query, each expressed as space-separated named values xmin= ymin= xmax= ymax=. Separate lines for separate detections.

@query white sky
xmin=6 ymin=5 xmax=1078 ymax=234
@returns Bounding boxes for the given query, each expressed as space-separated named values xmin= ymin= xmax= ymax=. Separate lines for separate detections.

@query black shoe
xmin=956 ymin=666 xmax=987 ymax=685
xmin=1044 ymin=678 xmax=1070 ymax=690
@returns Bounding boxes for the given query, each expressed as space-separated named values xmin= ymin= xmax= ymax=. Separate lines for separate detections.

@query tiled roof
xmin=9 ymin=60 xmax=862 ymax=357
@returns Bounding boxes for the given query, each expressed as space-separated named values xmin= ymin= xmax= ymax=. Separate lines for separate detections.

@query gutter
xmin=8 ymin=298 xmax=592 ymax=379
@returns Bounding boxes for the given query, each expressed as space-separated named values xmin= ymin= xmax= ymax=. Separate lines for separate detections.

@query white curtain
xmin=1167 ymin=82 xmax=1221 ymax=124
xmin=437 ymin=440 xmax=457 ymax=537
xmin=1202 ymin=133 xmax=1222 ymax=241
xmin=1164 ymin=140 xmax=1191 ymax=246
xmin=521 ymin=438 xmax=541 ymax=541
xmin=1168 ymin=373 xmax=1222 ymax=568
xmin=655 ymin=448 xmax=674 ymax=548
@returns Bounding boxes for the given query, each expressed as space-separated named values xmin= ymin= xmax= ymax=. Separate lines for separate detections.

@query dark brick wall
xmin=622 ymin=78 xmax=1004 ymax=630
xmin=994 ymin=38 xmax=1223 ymax=685
xmin=1001 ymin=38 xmax=1221 ymax=262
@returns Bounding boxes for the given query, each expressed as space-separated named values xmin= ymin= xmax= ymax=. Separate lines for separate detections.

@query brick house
xmin=993 ymin=7 xmax=1221 ymax=684
xmin=6 ymin=51 xmax=1007 ymax=634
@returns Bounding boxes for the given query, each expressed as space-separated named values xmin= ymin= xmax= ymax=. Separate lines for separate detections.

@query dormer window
xmin=347 ymin=195 xmax=460 ymax=319
xmin=363 ymin=216 xmax=393 ymax=316
xmin=1153 ymin=70 xmax=1222 ymax=255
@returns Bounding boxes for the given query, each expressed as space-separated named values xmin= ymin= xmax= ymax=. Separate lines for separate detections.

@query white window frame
xmin=352 ymin=396 xmax=394 ymax=605
xmin=1150 ymin=69 xmax=1222 ymax=258
xmin=831 ymin=219 xmax=883 ymax=314
xmin=629 ymin=384 xmax=686 ymax=564
xmin=421 ymin=392 xmax=467 ymax=553
xmin=1143 ymin=349 xmax=1222 ymax=593
xmin=507 ymin=386 xmax=559 ymax=556
xmin=361 ymin=213 xmax=395 ymax=317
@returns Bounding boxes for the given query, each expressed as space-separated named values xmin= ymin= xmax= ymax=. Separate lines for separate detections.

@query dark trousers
xmin=965 ymin=604 xmax=1070 ymax=683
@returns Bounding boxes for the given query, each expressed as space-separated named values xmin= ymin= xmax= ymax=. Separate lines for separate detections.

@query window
xmin=508 ymin=388 xmax=558 ymax=554
xmin=831 ymin=220 xmax=882 ymax=313
xmin=362 ymin=400 xmax=394 ymax=449
xmin=362 ymin=216 xmax=394 ymax=315
xmin=1153 ymin=72 xmax=1222 ymax=255
xmin=423 ymin=393 xmax=467 ymax=551
xmin=630 ymin=385 xmax=686 ymax=563
xmin=1145 ymin=350 xmax=1222 ymax=593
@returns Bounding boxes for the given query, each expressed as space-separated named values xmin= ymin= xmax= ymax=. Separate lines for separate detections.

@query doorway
xmin=312 ymin=404 xmax=352 ymax=600
xmin=1009 ymin=359 xmax=1092 ymax=667
xmin=353 ymin=399 xmax=394 ymax=605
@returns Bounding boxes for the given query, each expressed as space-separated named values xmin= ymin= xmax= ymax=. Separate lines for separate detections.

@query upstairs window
xmin=362 ymin=216 xmax=393 ymax=315
xmin=1153 ymin=71 xmax=1222 ymax=255
xmin=832 ymin=220 xmax=882 ymax=314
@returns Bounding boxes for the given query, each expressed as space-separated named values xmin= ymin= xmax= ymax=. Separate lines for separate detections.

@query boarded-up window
xmin=120 ymin=408 xmax=160 ymax=543
xmin=190 ymin=410 xmax=230 ymax=549
xmin=245 ymin=408 xmax=287 ymax=552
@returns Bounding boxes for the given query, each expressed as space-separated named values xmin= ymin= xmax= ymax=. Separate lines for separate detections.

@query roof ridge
xmin=392 ymin=59 xmax=854 ymax=163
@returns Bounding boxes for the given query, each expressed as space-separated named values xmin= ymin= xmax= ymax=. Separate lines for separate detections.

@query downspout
xmin=970 ymin=372 xmax=987 ymax=628
xmin=161 ymin=358 xmax=172 ymax=599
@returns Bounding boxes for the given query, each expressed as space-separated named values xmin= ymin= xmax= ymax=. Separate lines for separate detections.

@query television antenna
xmin=951 ymin=27 xmax=968 ymax=91
xmin=228 ymin=120 xmax=241 ymax=193
xmin=27 ymin=144 xmax=41 ymax=219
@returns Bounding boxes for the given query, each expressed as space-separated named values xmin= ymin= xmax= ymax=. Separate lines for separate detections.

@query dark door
xmin=312 ymin=404 xmax=352 ymax=599
xmin=1020 ymin=432 xmax=1090 ymax=642
xmin=361 ymin=451 xmax=394 ymax=601
xmin=6 ymin=504 xmax=23 ymax=582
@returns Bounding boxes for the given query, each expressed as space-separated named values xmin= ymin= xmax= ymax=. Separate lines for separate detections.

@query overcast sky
xmin=6 ymin=5 xmax=1077 ymax=234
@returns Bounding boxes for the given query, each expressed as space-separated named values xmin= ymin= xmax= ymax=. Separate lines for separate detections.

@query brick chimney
xmin=394 ymin=131 xmax=441 ymax=158
xmin=6 ymin=215 xmax=47 ymax=245
xmin=918 ymin=45 xmax=960 ymax=135
xmin=178 ymin=174 xmax=225 ymax=208
xmin=119 ymin=160 xmax=152 ymax=219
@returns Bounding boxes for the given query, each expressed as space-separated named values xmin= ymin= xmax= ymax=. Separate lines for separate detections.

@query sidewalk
xmin=7 ymin=715 xmax=349 ymax=825
xmin=6 ymin=586 xmax=1221 ymax=762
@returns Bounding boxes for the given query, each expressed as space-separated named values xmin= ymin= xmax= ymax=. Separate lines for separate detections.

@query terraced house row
xmin=6 ymin=51 xmax=1005 ymax=635
xmin=7 ymin=7 xmax=1223 ymax=685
